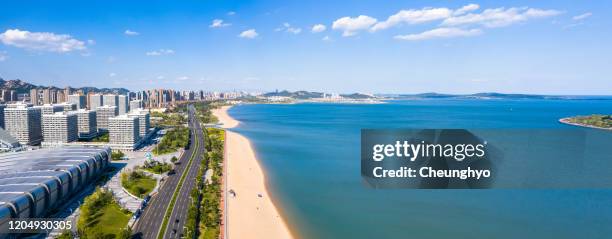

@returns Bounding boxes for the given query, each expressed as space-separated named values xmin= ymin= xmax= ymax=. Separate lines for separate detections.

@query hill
xmin=0 ymin=77 xmax=130 ymax=94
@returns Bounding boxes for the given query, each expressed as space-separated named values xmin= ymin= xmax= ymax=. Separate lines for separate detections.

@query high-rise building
xmin=58 ymin=103 xmax=77 ymax=112
xmin=117 ymin=95 xmax=128 ymax=115
xmin=56 ymin=91 xmax=66 ymax=103
xmin=42 ymin=89 xmax=54 ymax=104
xmin=129 ymin=100 xmax=142 ymax=111
xmin=35 ymin=104 xmax=63 ymax=115
xmin=30 ymin=89 xmax=41 ymax=106
xmin=4 ymin=103 xmax=42 ymax=145
xmin=108 ymin=115 xmax=140 ymax=150
xmin=0 ymin=104 xmax=5 ymax=129
xmin=68 ymin=94 xmax=87 ymax=109
xmin=128 ymin=109 xmax=150 ymax=138
xmin=42 ymin=112 xmax=78 ymax=144
xmin=75 ymin=109 xmax=97 ymax=140
xmin=89 ymin=94 xmax=103 ymax=110
xmin=103 ymin=94 xmax=118 ymax=107
xmin=96 ymin=105 xmax=118 ymax=131
xmin=64 ymin=87 xmax=72 ymax=99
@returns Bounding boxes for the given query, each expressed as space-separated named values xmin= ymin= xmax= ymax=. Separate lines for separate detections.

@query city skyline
xmin=0 ymin=1 xmax=611 ymax=94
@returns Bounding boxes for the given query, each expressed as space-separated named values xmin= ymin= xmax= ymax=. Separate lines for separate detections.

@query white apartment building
xmin=96 ymin=105 xmax=118 ymax=131
xmin=68 ymin=94 xmax=87 ymax=109
xmin=127 ymin=109 xmax=150 ymax=138
xmin=103 ymin=94 xmax=118 ymax=108
xmin=42 ymin=112 xmax=78 ymax=145
xmin=0 ymin=104 xmax=5 ymax=129
xmin=75 ymin=109 xmax=97 ymax=139
xmin=89 ymin=94 xmax=103 ymax=110
xmin=4 ymin=103 xmax=42 ymax=145
xmin=35 ymin=104 xmax=63 ymax=115
xmin=58 ymin=102 xmax=77 ymax=112
xmin=118 ymin=95 xmax=129 ymax=115
xmin=129 ymin=100 xmax=142 ymax=111
xmin=108 ymin=115 xmax=140 ymax=150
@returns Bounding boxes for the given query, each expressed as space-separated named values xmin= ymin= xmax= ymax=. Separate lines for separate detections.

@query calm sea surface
xmin=229 ymin=99 xmax=612 ymax=239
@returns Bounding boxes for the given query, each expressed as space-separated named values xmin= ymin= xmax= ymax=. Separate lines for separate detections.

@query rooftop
xmin=0 ymin=146 xmax=110 ymax=204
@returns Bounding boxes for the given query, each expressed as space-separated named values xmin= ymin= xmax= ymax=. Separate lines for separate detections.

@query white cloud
xmin=332 ymin=15 xmax=378 ymax=36
xmin=454 ymin=4 xmax=480 ymax=16
xmin=210 ymin=19 xmax=231 ymax=28
xmin=146 ymin=49 xmax=175 ymax=56
xmin=109 ymin=73 xmax=116 ymax=77
xmin=239 ymin=29 xmax=258 ymax=39
xmin=227 ymin=11 xmax=236 ymax=16
xmin=124 ymin=30 xmax=139 ymax=36
xmin=276 ymin=23 xmax=302 ymax=34
xmin=87 ymin=39 xmax=95 ymax=45
xmin=177 ymin=76 xmax=190 ymax=81
xmin=371 ymin=4 xmax=481 ymax=32
xmin=322 ymin=36 xmax=332 ymax=41
xmin=442 ymin=7 xmax=562 ymax=28
xmin=311 ymin=24 xmax=326 ymax=33
xmin=287 ymin=27 xmax=302 ymax=34
xmin=0 ymin=29 xmax=86 ymax=52
xmin=371 ymin=7 xmax=454 ymax=31
xmin=572 ymin=12 xmax=592 ymax=21
xmin=0 ymin=51 xmax=7 ymax=61
xmin=394 ymin=27 xmax=482 ymax=41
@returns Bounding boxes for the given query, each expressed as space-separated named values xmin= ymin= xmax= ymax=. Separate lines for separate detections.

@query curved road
xmin=133 ymin=105 xmax=205 ymax=239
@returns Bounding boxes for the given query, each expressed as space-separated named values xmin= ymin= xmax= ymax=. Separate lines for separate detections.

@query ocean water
xmin=229 ymin=99 xmax=612 ymax=239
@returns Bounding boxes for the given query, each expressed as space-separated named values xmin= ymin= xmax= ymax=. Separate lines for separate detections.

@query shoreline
xmin=212 ymin=105 xmax=295 ymax=239
xmin=559 ymin=117 xmax=612 ymax=131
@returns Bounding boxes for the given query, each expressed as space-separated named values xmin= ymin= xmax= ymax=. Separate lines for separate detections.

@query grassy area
xmin=153 ymin=127 xmax=190 ymax=155
xmin=121 ymin=170 xmax=156 ymax=198
xmin=151 ymin=111 xmax=187 ymax=127
xmin=142 ymin=160 xmax=173 ymax=174
xmin=157 ymin=128 xmax=199 ymax=239
xmin=198 ymin=128 xmax=224 ymax=239
xmin=176 ymin=101 xmax=222 ymax=124
xmin=111 ymin=150 xmax=125 ymax=161
xmin=193 ymin=102 xmax=219 ymax=124
xmin=566 ymin=114 xmax=612 ymax=129
xmin=77 ymin=188 xmax=132 ymax=238
xmin=91 ymin=131 xmax=109 ymax=142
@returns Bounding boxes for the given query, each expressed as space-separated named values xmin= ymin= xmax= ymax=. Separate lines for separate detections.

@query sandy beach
xmin=213 ymin=105 xmax=294 ymax=239
xmin=212 ymin=106 xmax=240 ymax=128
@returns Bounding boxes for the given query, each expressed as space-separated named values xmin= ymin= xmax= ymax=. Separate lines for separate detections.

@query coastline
xmin=212 ymin=105 xmax=295 ymax=239
xmin=559 ymin=117 xmax=612 ymax=131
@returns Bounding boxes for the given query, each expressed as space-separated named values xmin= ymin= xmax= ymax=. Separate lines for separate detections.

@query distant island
xmin=560 ymin=115 xmax=612 ymax=130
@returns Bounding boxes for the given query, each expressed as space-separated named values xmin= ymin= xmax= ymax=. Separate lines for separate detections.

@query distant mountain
xmin=263 ymin=90 xmax=324 ymax=99
xmin=0 ymin=79 xmax=38 ymax=93
xmin=0 ymin=78 xmax=130 ymax=94
xmin=263 ymin=90 xmax=377 ymax=100
xmin=392 ymin=92 xmax=580 ymax=100
xmin=340 ymin=93 xmax=376 ymax=99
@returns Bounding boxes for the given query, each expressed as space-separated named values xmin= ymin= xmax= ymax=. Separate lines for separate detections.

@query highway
xmin=133 ymin=105 xmax=205 ymax=239
xmin=163 ymin=105 xmax=206 ymax=239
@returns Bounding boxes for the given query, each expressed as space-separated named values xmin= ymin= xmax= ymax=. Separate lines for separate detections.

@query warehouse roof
xmin=0 ymin=146 xmax=110 ymax=206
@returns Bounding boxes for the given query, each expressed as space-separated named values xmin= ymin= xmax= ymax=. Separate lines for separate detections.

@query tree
xmin=171 ymin=156 xmax=178 ymax=163
xmin=118 ymin=227 xmax=132 ymax=239
xmin=112 ymin=150 xmax=125 ymax=161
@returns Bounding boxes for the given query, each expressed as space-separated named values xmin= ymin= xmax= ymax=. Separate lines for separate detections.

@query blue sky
xmin=0 ymin=0 xmax=610 ymax=94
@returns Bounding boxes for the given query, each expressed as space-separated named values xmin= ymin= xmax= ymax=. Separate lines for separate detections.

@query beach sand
xmin=212 ymin=106 xmax=240 ymax=128
xmin=213 ymin=105 xmax=294 ymax=239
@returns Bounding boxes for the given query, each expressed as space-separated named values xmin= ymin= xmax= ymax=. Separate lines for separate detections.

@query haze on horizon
xmin=0 ymin=0 xmax=610 ymax=95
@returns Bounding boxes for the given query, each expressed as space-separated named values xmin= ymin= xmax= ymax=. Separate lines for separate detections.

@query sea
xmin=228 ymin=99 xmax=612 ymax=239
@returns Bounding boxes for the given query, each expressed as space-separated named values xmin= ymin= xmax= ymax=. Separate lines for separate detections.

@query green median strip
xmin=157 ymin=128 xmax=200 ymax=239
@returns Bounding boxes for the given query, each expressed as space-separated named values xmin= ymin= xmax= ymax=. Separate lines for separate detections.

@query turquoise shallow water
xmin=229 ymin=99 xmax=612 ymax=239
